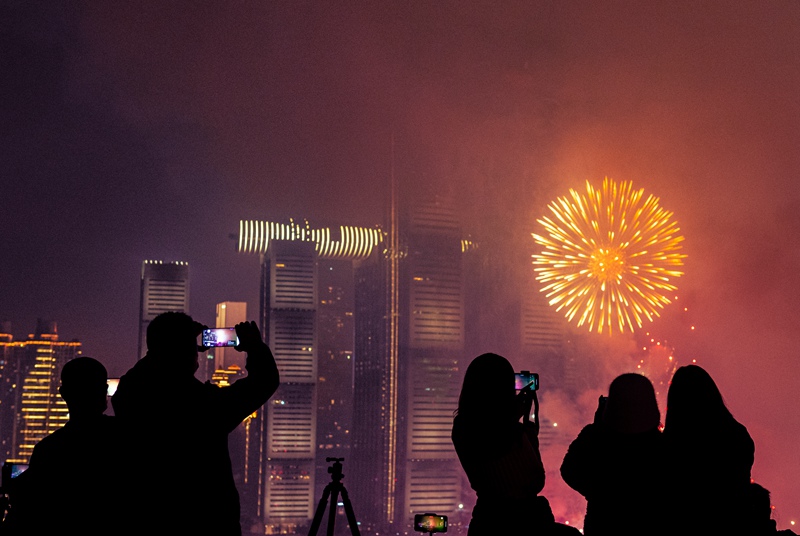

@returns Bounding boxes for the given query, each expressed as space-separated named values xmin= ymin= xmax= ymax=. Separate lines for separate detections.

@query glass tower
xmin=137 ymin=260 xmax=189 ymax=359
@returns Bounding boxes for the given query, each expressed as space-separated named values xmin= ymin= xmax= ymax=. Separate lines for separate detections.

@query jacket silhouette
xmin=111 ymin=313 xmax=279 ymax=535
xmin=560 ymin=373 xmax=665 ymax=536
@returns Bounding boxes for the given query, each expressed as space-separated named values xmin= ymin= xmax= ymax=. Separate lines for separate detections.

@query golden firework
xmin=532 ymin=177 xmax=686 ymax=335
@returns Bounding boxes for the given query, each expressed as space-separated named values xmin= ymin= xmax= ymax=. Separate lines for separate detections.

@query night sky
xmin=2 ymin=1 xmax=799 ymax=527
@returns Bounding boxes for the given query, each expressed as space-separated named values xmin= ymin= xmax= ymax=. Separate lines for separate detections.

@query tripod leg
xmin=326 ymin=485 xmax=340 ymax=536
xmin=338 ymin=486 xmax=361 ymax=536
xmin=308 ymin=484 xmax=332 ymax=536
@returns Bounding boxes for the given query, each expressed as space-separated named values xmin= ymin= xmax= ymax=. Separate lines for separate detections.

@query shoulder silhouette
xmin=3 ymin=356 xmax=124 ymax=536
xmin=561 ymin=372 xmax=665 ymax=536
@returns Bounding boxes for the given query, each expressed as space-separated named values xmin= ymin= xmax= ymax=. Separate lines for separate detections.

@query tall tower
xmin=138 ymin=260 xmax=190 ymax=359
xmin=260 ymin=240 xmax=318 ymax=533
xmin=401 ymin=201 xmax=464 ymax=522
xmin=0 ymin=320 xmax=81 ymax=463
xmin=314 ymin=258 xmax=355 ymax=505
xmin=236 ymin=219 xmax=382 ymax=533
xmin=352 ymin=199 xmax=465 ymax=532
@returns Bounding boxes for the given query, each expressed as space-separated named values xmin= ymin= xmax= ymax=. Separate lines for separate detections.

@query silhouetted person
xmin=743 ymin=482 xmax=798 ymax=535
xmin=4 ymin=356 xmax=125 ymax=536
xmin=662 ymin=364 xmax=754 ymax=535
xmin=560 ymin=373 xmax=665 ymax=536
xmin=111 ymin=312 xmax=279 ymax=536
xmin=452 ymin=353 xmax=580 ymax=536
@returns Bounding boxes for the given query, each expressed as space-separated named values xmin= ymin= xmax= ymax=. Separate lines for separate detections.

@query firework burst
xmin=532 ymin=177 xmax=686 ymax=335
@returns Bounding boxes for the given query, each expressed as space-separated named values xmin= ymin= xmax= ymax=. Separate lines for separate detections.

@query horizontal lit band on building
xmin=238 ymin=220 xmax=383 ymax=260
xmin=142 ymin=260 xmax=189 ymax=266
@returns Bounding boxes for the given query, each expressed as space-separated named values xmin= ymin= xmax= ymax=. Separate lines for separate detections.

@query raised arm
xmin=215 ymin=321 xmax=280 ymax=431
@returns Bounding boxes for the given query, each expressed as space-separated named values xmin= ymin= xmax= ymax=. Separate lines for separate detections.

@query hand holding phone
xmin=233 ymin=321 xmax=265 ymax=353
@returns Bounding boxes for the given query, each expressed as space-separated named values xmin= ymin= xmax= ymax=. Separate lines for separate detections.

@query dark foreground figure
xmin=112 ymin=312 xmax=279 ymax=536
xmin=561 ymin=373 xmax=665 ymax=536
xmin=662 ymin=365 xmax=754 ymax=536
xmin=3 ymin=356 xmax=124 ymax=536
xmin=452 ymin=353 xmax=580 ymax=536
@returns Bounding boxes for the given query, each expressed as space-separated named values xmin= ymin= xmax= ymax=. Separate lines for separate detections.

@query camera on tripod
xmin=326 ymin=457 xmax=344 ymax=480
xmin=308 ymin=458 xmax=360 ymax=536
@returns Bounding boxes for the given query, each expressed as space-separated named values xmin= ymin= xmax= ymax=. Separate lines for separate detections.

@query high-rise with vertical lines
xmin=137 ymin=260 xmax=190 ymax=359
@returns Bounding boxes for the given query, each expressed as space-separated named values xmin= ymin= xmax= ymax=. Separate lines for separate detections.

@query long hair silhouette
xmin=664 ymin=364 xmax=734 ymax=432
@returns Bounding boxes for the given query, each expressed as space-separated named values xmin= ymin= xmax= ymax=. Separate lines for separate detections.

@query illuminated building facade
xmin=0 ymin=323 xmax=15 ymax=462
xmin=237 ymin=210 xmax=467 ymax=532
xmin=314 ymin=259 xmax=355 ymax=505
xmin=236 ymin=219 xmax=382 ymax=533
xmin=351 ymin=199 xmax=465 ymax=532
xmin=261 ymin=240 xmax=319 ymax=533
xmin=0 ymin=320 xmax=81 ymax=463
xmin=137 ymin=260 xmax=189 ymax=360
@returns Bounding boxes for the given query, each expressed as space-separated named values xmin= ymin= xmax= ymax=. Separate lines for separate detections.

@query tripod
xmin=308 ymin=458 xmax=361 ymax=536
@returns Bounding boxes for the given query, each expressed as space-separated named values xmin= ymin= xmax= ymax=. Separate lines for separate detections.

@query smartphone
xmin=514 ymin=371 xmax=539 ymax=391
xmin=201 ymin=328 xmax=239 ymax=348
xmin=107 ymin=378 xmax=119 ymax=397
xmin=414 ymin=513 xmax=448 ymax=533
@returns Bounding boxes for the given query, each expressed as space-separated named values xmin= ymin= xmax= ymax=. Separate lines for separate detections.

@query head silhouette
xmin=664 ymin=364 xmax=733 ymax=432
xmin=457 ymin=353 xmax=516 ymax=423
xmin=146 ymin=311 xmax=203 ymax=375
xmin=59 ymin=356 xmax=109 ymax=418
xmin=603 ymin=373 xmax=660 ymax=434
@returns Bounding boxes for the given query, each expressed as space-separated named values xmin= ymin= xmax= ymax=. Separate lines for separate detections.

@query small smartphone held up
xmin=201 ymin=327 xmax=239 ymax=348
xmin=414 ymin=513 xmax=448 ymax=533
xmin=514 ymin=370 xmax=539 ymax=391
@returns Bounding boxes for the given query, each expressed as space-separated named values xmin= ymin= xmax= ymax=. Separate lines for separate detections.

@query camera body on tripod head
xmin=326 ymin=457 xmax=345 ymax=481
xmin=309 ymin=458 xmax=361 ymax=536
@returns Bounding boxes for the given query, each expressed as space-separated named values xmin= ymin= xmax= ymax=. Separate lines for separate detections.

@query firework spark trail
xmin=532 ymin=177 xmax=686 ymax=335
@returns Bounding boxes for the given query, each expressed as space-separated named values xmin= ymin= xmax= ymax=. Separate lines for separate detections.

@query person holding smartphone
xmin=451 ymin=353 xmax=579 ymax=536
xmin=111 ymin=312 xmax=279 ymax=536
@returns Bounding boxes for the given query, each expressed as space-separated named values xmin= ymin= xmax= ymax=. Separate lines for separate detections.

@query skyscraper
xmin=236 ymin=219 xmax=382 ymax=533
xmin=236 ymin=211 xmax=470 ymax=533
xmin=351 ymin=199 xmax=465 ymax=532
xmin=314 ymin=259 xmax=355 ymax=504
xmin=261 ymin=239 xmax=318 ymax=533
xmin=0 ymin=320 xmax=81 ymax=464
xmin=137 ymin=260 xmax=189 ymax=359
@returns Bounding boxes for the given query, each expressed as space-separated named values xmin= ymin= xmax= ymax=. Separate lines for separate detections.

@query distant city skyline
xmin=3 ymin=1 xmax=799 ymax=529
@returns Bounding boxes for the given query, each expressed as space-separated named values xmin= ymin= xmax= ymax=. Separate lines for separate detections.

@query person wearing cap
xmin=111 ymin=311 xmax=279 ymax=536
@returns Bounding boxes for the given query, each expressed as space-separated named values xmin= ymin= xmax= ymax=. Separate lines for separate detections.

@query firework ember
xmin=532 ymin=177 xmax=686 ymax=335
